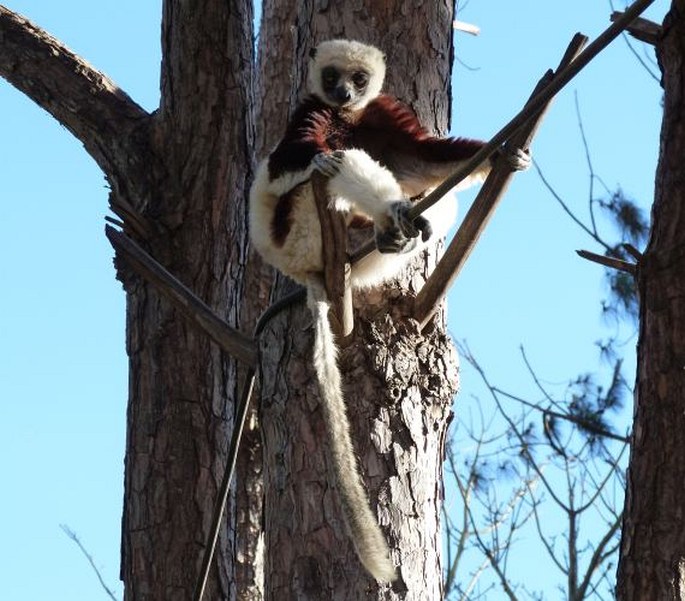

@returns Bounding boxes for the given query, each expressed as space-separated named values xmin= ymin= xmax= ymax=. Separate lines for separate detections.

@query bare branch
xmin=576 ymin=513 xmax=623 ymax=599
xmin=312 ymin=171 xmax=354 ymax=341
xmin=576 ymin=249 xmax=637 ymax=274
xmin=533 ymin=161 xmax=612 ymax=252
xmin=106 ymin=226 xmax=258 ymax=367
xmin=352 ymin=1 xmax=657 ymax=291
xmin=610 ymin=10 xmax=662 ymax=45
xmin=408 ymin=0 xmax=657 ymax=222
xmin=494 ymin=387 xmax=630 ymax=444
xmin=622 ymin=243 xmax=643 ymax=261
xmin=525 ymin=482 xmax=567 ymax=574
xmin=411 ymin=55 xmax=562 ymax=325
xmin=193 ymin=368 xmax=256 ymax=601
xmin=0 ymin=6 xmax=149 ymax=176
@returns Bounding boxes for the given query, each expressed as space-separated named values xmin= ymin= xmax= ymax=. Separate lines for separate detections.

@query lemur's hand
xmin=313 ymin=150 xmax=346 ymax=177
xmin=498 ymin=145 xmax=531 ymax=172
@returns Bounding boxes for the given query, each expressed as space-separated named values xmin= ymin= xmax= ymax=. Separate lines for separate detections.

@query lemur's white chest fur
xmin=249 ymin=146 xmax=449 ymax=288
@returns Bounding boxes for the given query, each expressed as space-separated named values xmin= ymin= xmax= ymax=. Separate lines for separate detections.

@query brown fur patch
xmin=271 ymin=183 xmax=305 ymax=247
xmin=348 ymin=215 xmax=374 ymax=229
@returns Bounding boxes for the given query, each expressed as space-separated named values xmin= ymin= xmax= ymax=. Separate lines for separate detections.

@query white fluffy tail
xmin=307 ymin=286 xmax=397 ymax=582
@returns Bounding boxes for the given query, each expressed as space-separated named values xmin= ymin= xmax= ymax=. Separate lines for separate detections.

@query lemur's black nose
xmin=333 ymin=86 xmax=352 ymax=103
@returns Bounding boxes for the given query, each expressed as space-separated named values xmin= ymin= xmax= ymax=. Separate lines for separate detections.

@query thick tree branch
xmin=0 ymin=6 xmax=149 ymax=175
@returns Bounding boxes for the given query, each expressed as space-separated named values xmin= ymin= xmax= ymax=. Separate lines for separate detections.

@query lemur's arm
xmin=266 ymin=98 xmax=335 ymax=184
xmin=356 ymin=95 xmax=528 ymax=197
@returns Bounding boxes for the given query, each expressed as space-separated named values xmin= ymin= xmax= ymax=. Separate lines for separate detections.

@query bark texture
xmin=1 ymin=1 xmax=462 ymax=599
xmin=1 ymin=4 xmax=255 ymax=599
xmin=616 ymin=2 xmax=685 ymax=599
xmin=255 ymin=2 xmax=459 ymax=599
xmin=118 ymin=3 xmax=254 ymax=600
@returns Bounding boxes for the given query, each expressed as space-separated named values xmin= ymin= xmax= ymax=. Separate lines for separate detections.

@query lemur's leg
xmin=317 ymin=149 xmax=431 ymax=254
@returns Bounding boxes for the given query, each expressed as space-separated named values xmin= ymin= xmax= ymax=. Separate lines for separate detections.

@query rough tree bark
xmin=118 ymin=4 xmax=254 ymax=600
xmin=616 ymin=2 xmax=685 ymax=599
xmin=0 ymin=2 xmax=254 ymax=600
xmin=1 ymin=1 xmax=462 ymax=599
xmin=254 ymin=2 xmax=460 ymax=600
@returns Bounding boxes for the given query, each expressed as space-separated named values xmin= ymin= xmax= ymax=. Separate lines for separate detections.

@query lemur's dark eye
xmin=321 ymin=66 xmax=338 ymax=87
xmin=351 ymin=71 xmax=368 ymax=89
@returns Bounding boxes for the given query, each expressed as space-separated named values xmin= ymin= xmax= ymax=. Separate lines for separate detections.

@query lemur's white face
xmin=308 ymin=40 xmax=386 ymax=111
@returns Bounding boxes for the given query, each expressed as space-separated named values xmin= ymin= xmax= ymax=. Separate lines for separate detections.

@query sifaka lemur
xmin=249 ymin=39 xmax=530 ymax=582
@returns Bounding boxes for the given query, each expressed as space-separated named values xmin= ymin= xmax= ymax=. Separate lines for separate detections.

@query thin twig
xmin=493 ymin=387 xmax=630 ymax=444
xmin=533 ymin=161 xmax=612 ymax=252
xmin=576 ymin=512 xmax=623 ymax=599
xmin=574 ymin=93 xmax=602 ymax=238
xmin=60 ymin=525 xmax=118 ymax=601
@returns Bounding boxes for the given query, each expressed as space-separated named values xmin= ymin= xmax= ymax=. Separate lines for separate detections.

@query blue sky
xmin=0 ymin=1 xmax=669 ymax=599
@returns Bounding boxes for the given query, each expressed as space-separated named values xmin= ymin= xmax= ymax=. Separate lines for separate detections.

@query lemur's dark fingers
xmin=313 ymin=151 xmax=345 ymax=177
xmin=497 ymin=145 xmax=531 ymax=172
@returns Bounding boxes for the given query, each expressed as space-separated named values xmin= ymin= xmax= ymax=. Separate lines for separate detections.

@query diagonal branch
xmin=0 ymin=6 xmax=149 ymax=178
xmin=610 ymin=11 xmax=662 ymax=45
xmin=106 ymin=226 xmax=258 ymax=367
xmin=413 ymin=34 xmax=588 ymax=326
xmin=406 ymin=0 xmax=656 ymax=222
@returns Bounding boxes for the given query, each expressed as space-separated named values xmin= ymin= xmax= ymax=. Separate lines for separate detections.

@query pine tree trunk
xmin=0 ymin=2 xmax=254 ymax=599
xmin=616 ymin=2 xmax=685 ymax=599
xmin=117 ymin=3 xmax=255 ymax=600
xmin=255 ymin=3 xmax=459 ymax=599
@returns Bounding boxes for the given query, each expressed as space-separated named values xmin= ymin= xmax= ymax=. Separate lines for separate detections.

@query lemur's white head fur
xmin=308 ymin=40 xmax=386 ymax=111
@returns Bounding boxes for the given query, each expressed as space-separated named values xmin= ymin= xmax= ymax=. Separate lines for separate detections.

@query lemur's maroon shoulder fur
xmin=267 ymin=94 xmax=485 ymax=183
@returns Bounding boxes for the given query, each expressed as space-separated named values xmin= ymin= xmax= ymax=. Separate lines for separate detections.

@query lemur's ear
xmin=309 ymin=47 xmax=317 ymax=59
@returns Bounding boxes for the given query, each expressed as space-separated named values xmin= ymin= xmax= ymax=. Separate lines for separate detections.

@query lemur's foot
xmin=499 ymin=145 xmax=532 ymax=172
xmin=375 ymin=201 xmax=433 ymax=254
xmin=390 ymin=201 xmax=433 ymax=242
xmin=375 ymin=225 xmax=414 ymax=254
xmin=313 ymin=150 xmax=346 ymax=177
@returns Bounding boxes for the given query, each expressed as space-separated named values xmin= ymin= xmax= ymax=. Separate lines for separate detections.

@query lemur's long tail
xmin=307 ymin=285 xmax=397 ymax=583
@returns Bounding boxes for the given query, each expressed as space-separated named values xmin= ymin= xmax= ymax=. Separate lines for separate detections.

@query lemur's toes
xmin=375 ymin=226 xmax=408 ymax=254
xmin=501 ymin=145 xmax=531 ymax=172
xmin=389 ymin=200 xmax=432 ymax=241
xmin=414 ymin=215 xmax=433 ymax=242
